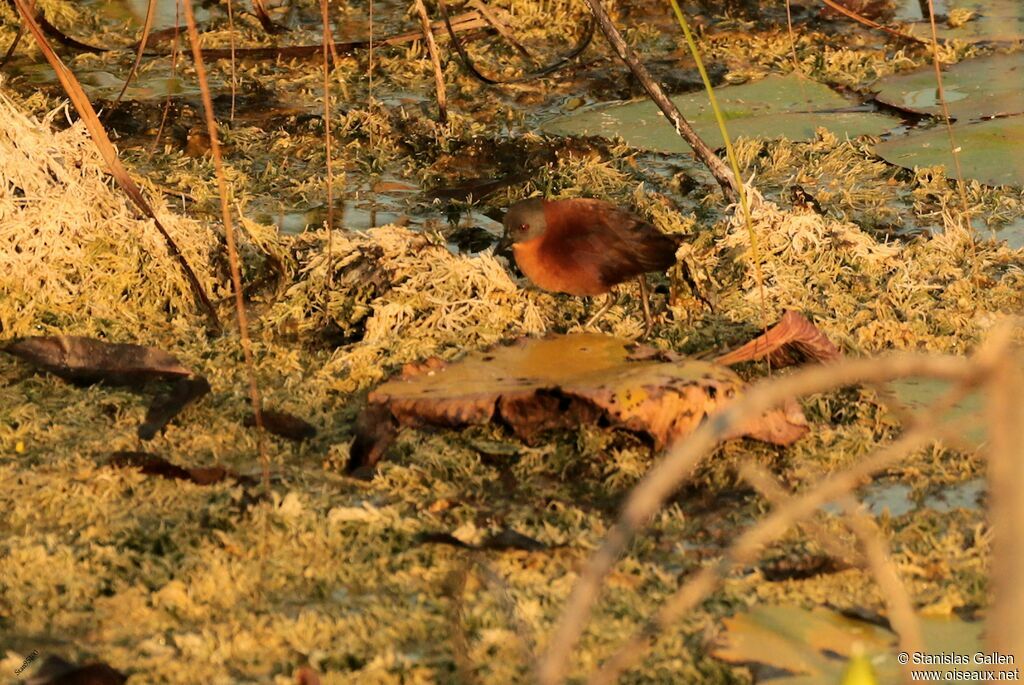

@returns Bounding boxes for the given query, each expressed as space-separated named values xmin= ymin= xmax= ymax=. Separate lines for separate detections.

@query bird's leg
xmin=584 ymin=289 xmax=618 ymax=330
xmin=637 ymin=276 xmax=654 ymax=338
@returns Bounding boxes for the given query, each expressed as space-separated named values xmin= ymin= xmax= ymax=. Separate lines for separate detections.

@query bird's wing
xmin=556 ymin=202 xmax=680 ymax=289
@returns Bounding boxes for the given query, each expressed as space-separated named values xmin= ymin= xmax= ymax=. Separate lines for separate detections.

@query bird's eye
xmin=518 ymin=223 xmax=529 ymax=233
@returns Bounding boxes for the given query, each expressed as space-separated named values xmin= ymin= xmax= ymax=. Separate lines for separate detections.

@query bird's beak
xmin=495 ymin=234 xmax=512 ymax=254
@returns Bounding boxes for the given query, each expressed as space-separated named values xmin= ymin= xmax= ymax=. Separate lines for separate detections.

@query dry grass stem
xmin=413 ymin=0 xmax=448 ymax=123
xmin=447 ymin=564 xmax=482 ymax=685
xmin=540 ymin=352 xmax=994 ymax=685
xmin=820 ymin=0 xmax=930 ymax=44
xmin=320 ymin=0 xmax=336 ymax=285
xmin=151 ymin=0 xmax=181 ymax=153
xmin=742 ymin=463 xmax=923 ymax=683
xmin=838 ymin=493 xmax=922 ymax=685
xmin=588 ymin=407 xmax=976 ymax=685
xmin=226 ymin=0 xmax=237 ymax=121
xmin=11 ymin=0 xmax=220 ymax=332
xmin=984 ymin=345 xmax=1024 ymax=668
xmin=106 ymin=0 xmax=157 ymax=114
xmin=924 ymin=0 xmax=972 ymax=228
xmin=180 ymin=0 xmax=269 ymax=510
xmin=583 ymin=0 xmax=737 ymax=201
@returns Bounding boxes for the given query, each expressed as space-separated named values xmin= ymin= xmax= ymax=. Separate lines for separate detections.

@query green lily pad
xmin=711 ymin=605 xmax=985 ymax=684
xmin=873 ymin=53 xmax=1024 ymax=120
xmin=875 ymin=116 xmax=1024 ymax=187
xmin=541 ymin=74 xmax=899 ymax=154
xmin=897 ymin=0 xmax=1024 ymax=44
xmin=883 ymin=377 xmax=986 ymax=447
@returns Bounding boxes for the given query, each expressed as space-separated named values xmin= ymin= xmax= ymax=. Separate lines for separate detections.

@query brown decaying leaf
xmin=244 ymin=409 xmax=317 ymax=442
xmin=107 ymin=451 xmax=255 ymax=486
xmin=2 ymin=336 xmax=210 ymax=440
xmin=348 ymin=402 xmax=398 ymax=474
xmin=140 ymin=377 xmax=212 ymax=440
xmin=2 ymin=336 xmax=193 ymax=385
xmin=349 ymin=333 xmax=808 ymax=471
xmin=9 ymin=0 xmax=221 ymax=332
xmin=426 ymin=173 xmax=528 ymax=203
xmin=293 ymin=666 xmax=321 ymax=685
xmin=714 ymin=310 xmax=842 ymax=368
xmin=26 ymin=655 xmax=127 ymax=685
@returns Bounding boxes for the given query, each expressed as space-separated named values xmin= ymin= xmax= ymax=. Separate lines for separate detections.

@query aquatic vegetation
xmin=1 ymin=0 xmax=1022 ymax=681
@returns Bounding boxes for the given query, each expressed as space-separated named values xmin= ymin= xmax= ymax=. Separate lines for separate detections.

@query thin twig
xmin=820 ymin=0 xmax=932 ymax=45
xmin=413 ymin=0 xmax=448 ymax=123
xmin=838 ymin=494 xmax=922 ymax=685
xmin=438 ymin=0 xmax=593 ymax=84
xmin=1 ymin=22 xmax=24 ymax=69
xmin=11 ymin=0 xmax=221 ymax=333
xmin=582 ymin=0 xmax=737 ymax=202
xmin=587 ymin=410 xmax=976 ymax=685
xmin=227 ymin=0 xmax=237 ymax=121
xmin=468 ymin=0 xmax=537 ymax=63
xmin=538 ymin=352 xmax=992 ymax=685
xmin=106 ymin=0 xmax=157 ymax=115
xmin=151 ymin=0 xmax=181 ymax=153
xmin=742 ymin=464 xmax=921 ymax=684
xmin=667 ymin=0 xmax=769 ymax=360
xmin=985 ymin=342 xmax=1024 ymax=671
xmin=320 ymin=0 xmax=336 ymax=286
xmin=924 ymin=0 xmax=972 ymax=230
xmin=180 ymin=0 xmax=269 ymax=550
xmin=742 ymin=463 xmax=862 ymax=569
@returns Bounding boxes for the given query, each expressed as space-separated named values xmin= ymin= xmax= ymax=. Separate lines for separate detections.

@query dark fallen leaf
xmin=27 ymin=655 xmax=126 ymax=685
xmin=348 ymin=403 xmax=398 ymax=474
xmin=447 ymin=224 xmax=503 ymax=254
xmin=832 ymin=605 xmax=893 ymax=632
xmin=416 ymin=528 xmax=548 ymax=552
xmin=2 ymin=336 xmax=193 ymax=386
xmin=714 ymin=311 xmax=842 ymax=368
xmin=416 ymin=532 xmax=473 ymax=549
xmin=244 ymin=409 xmax=317 ymax=442
xmin=106 ymin=452 xmax=255 ymax=487
xmin=479 ymin=528 xmax=547 ymax=552
xmin=139 ymin=377 xmax=211 ymax=440
xmin=2 ymin=336 xmax=211 ymax=440
xmin=759 ymin=553 xmax=850 ymax=582
xmin=426 ymin=173 xmax=527 ymax=202
xmin=350 ymin=333 xmax=807 ymax=471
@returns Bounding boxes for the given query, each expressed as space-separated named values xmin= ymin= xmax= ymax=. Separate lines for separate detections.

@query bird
xmin=500 ymin=197 xmax=680 ymax=335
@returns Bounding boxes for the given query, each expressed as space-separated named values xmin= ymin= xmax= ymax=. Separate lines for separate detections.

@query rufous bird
xmin=500 ymin=197 xmax=680 ymax=335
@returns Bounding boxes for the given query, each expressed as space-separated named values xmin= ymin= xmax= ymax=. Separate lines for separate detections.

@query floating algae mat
xmin=542 ymin=74 xmax=900 ymax=153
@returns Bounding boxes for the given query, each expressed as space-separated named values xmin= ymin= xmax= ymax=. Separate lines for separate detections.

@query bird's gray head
xmin=502 ymin=198 xmax=548 ymax=244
